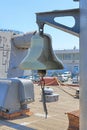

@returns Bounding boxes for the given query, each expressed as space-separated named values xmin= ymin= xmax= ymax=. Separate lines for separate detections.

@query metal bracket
xmin=36 ymin=8 xmax=80 ymax=37
xmin=73 ymin=0 xmax=79 ymax=1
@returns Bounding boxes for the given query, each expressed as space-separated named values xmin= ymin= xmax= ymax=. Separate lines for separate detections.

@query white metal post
xmin=80 ymin=0 xmax=87 ymax=129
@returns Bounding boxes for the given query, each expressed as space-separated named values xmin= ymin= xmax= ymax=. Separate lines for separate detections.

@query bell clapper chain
xmin=38 ymin=70 xmax=48 ymax=119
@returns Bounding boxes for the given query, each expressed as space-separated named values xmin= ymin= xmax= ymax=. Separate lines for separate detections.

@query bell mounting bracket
xmin=36 ymin=8 xmax=80 ymax=37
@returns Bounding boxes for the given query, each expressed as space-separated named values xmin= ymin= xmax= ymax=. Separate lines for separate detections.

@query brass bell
xmin=19 ymin=33 xmax=64 ymax=70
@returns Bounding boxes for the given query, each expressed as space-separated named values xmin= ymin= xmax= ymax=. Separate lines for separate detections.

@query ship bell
xmin=19 ymin=33 xmax=64 ymax=70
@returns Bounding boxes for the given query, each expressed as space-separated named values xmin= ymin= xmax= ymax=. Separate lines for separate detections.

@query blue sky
xmin=0 ymin=0 xmax=79 ymax=50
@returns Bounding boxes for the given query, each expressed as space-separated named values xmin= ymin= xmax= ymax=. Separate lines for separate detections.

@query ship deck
xmin=0 ymin=84 xmax=79 ymax=130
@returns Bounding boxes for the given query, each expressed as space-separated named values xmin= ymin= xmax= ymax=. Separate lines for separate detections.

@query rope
xmin=40 ymin=77 xmax=76 ymax=97
xmin=54 ymin=77 xmax=76 ymax=98
xmin=40 ymin=77 xmax=48 ymax=118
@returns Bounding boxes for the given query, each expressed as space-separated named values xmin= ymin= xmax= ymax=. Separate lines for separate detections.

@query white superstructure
xmin=0 ymin=30 xmax=36 ymax=78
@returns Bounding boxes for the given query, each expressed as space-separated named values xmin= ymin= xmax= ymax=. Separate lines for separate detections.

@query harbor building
xmin=55 ymin=48 xmax=79 ymax=74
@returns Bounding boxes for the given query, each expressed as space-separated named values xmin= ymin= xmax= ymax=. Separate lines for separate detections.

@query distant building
xmin=54 ymin=49 xmax=79 ymax=74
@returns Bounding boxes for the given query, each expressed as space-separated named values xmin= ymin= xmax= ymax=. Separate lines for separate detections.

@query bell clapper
xmin=38 ymin=70 xmax=48 ymax=119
